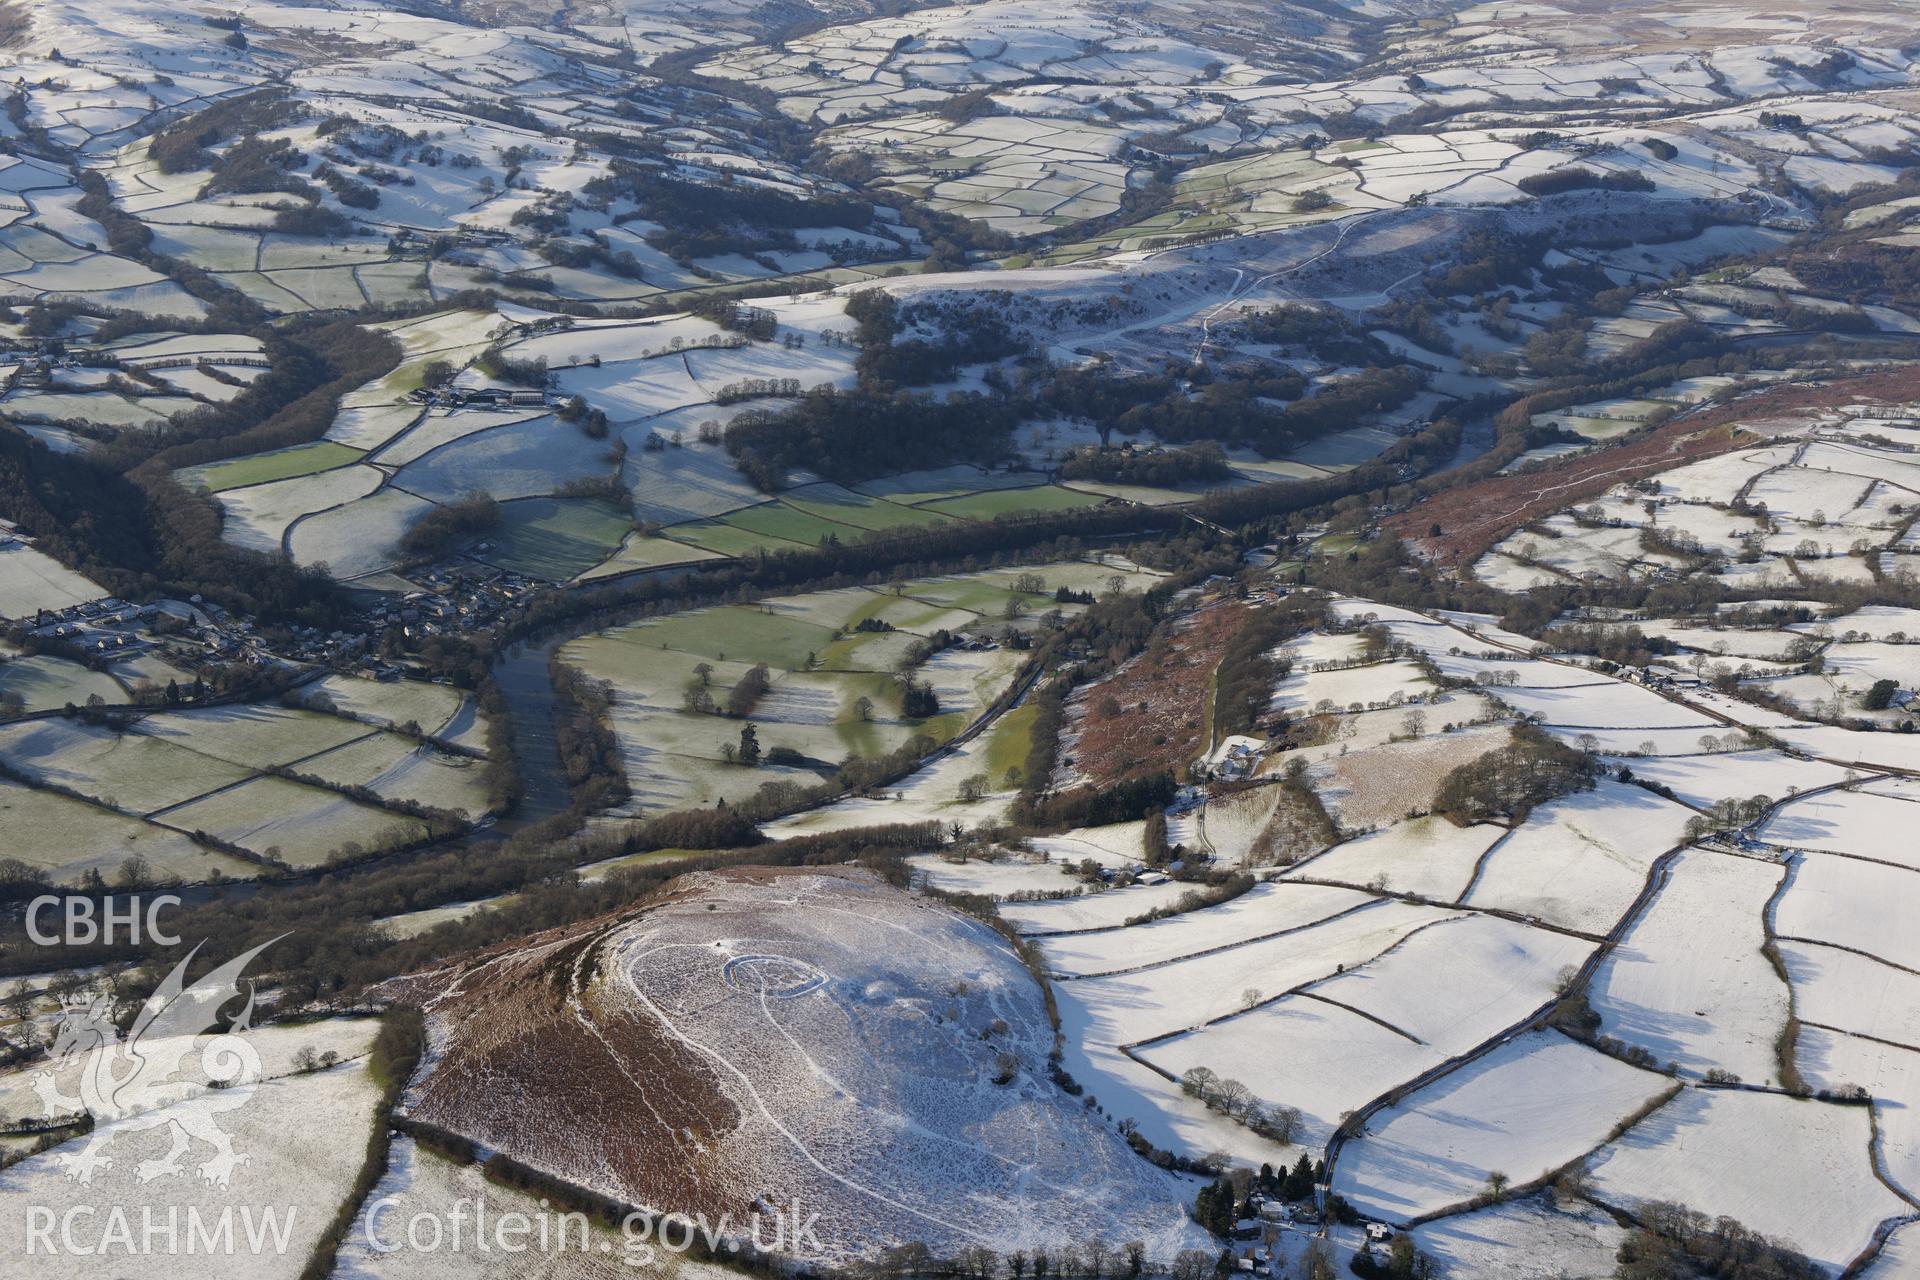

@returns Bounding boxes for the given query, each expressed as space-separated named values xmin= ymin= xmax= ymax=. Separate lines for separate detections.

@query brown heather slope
xmin=1387 ymin=418 xmax=1750 ymax=569
xmin=1391 ymin=366 xmax=1920 ymax=570
xmin=1062 ymin=594 xmax=1255 ymax=785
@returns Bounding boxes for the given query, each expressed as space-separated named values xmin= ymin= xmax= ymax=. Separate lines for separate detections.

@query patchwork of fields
xmin=187 ymin=303 xmax=1151 ymax=585
xmin=902 ymin=575 xmax=1920 ymax=1274
xmin=0 ymin=675 xmax=496 ymax=884
xmin=565 ymin=558 xmax=1158 ymax=818
xmin=5 ymin=0 xmax=1920 ymax=1273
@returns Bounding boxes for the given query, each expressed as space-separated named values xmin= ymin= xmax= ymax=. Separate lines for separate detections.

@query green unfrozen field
xmin=0 ymin=778 xmax=258 ymax=886
xmin=982 ymin=698 xmax=1042 ymax=786
xmin=780 ymin=482 xmax=954 ymax=532
xmin=919 ymin=485 xmax=1106 ymax=521
xmin=755 ymin=586 xmax=891 ymax=632
xmin=1060 ymin=480 xmax=1218 ymax=506
xmin=859 ymin=595 xmax=988 ymax=635
xmin=616 ymin=606 xmax=841 ymax=670
xmin=721 ymin=501 xmax=869 ymax=547
xmin=563 ymin=567 xmax=1084 ymax=814
xmin=0 ymin=655 xmax=125 ymax=712
xmin=662 ymin=518 xmax=810 ymax=558
xmin=373 ymin=895 xmax=517 ymax=940
xmin=894 ymin=574 xmax=1055 ymax=614
xmin=181 ymin=441 xmax=366 ymax=493
xmin=560 ymin=636 xmax=757 ymax=709
xmin=578 ymin=532 xmax=724 ymax=580
xmin=134 ymin=704 xmax=375 ymax=769
xmin=0 ymin=679 xmax=494 ymax=869
xmin=973 ymin=560 xmax=1163 ymax=598
xmin=575 ymin=846 xmax=708 ymax=883
xmin=1316 ymin=532 xmax=1364 ymax=558
xmin=0 ymin=718 xmax=249 ymax=815
xmin=816 ymin=626 xmax=926 ymax=673
xmin=163 ymin=775 xmax=428 ymax=867
xmin=482 ymin=497 xmax=633 ymax=582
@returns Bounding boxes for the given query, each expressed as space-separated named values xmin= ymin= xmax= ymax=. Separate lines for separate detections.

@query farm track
xmin=1189 ymin=213 xmax=1378 ymax=366
xmin=1456 ymin=823 xmax=1517 ymax=901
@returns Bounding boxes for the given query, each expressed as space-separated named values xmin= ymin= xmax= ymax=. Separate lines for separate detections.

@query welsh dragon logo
xmin=32 ymin=938 xmax=280 ymax=1187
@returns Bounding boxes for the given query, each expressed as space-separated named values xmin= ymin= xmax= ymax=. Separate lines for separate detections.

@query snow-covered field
xmin=1302 ymin=914 xmax=1592 ymax=1054
xmin=1413 ymin=1195 xmax=1627 ymax=1280
xmin=1037 ymin=880 xmax=1371 ymax=977
xmin=1464 ymin=782 xmax=1693 ymax=934
xmin=1586 ymin=1087 xmax=1906 ymax=1274
xmin=1776 ymin=855 xmax=1920 ymax=971
xmin=1622 ymin=749 xmax=1852 ymax=809
xmin=0 ymin=542 xmax=108 ymax=618
xmin=0 ymin=1057 xmax=384 ymax=1280
xmin=1286 ymin=817 xmax=1503 ymax=902
xmin=1335 ymin=1030 xmax=1670 ymax=1222
xmin=1761 ymin=788 xmax=1920 ymax=870
xmin=8 ymin=0 xmax=1920 ymax=1266
xmin=1589 ymin=848 xmax=1790 ymax=1084
xmin=1394 ymin=390 xmax=1920 ymax=1262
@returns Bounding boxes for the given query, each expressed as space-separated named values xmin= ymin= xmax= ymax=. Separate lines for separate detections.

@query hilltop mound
xmin=400 ymin=867 xmax=1208 ymax=1265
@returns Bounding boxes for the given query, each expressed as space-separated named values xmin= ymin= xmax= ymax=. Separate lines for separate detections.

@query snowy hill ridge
xmin=398 ymin=866 xmax=1212 ymax=1265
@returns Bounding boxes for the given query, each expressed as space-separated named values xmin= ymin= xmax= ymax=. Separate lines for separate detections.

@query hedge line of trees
xmin=549 ymin=660 xmax=630 ymax=812
xmin=295 ymin=1006 xmax=423 ymax=1280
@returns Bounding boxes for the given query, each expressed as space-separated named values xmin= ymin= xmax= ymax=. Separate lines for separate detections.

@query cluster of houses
xmin=23 ymin=597 xmax=160 ymax=657
xmin=1615 ymin=664 xmax=1680 ymax=693
xmin=409 ymin=384 xmax=552 ymax=411
xmin=1 ymin=354 xmax=81 ymax=390
xmin=361 ymin=563 xmax=539 ymax=639
xmin=16 ymin=590 xmax=376 ymax=678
